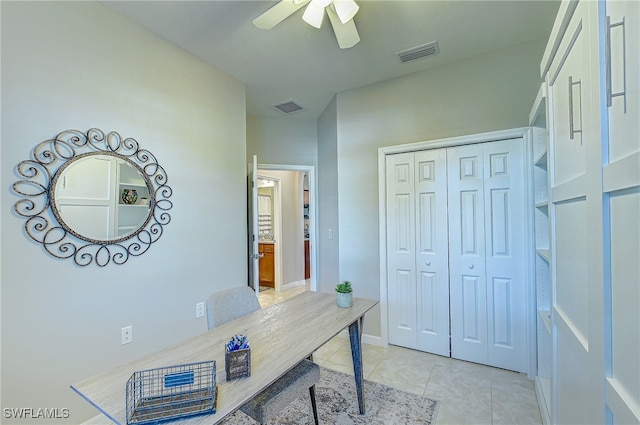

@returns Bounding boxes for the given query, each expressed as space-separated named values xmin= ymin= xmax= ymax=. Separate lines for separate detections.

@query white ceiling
xmin=103 ymin=0 xmax=560 ymax=119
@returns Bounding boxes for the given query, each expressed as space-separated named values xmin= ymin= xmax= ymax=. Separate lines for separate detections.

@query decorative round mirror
xmin=12 ymin=129 xmax=173 ymax=266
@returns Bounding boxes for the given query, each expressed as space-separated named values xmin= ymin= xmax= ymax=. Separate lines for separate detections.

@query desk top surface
xmin=71 ymin=291 xmax=377 ymax=425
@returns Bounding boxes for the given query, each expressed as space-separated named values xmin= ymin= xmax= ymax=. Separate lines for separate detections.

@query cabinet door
xmin=547 ymin=1 xmax=604 ymax=423
xmin=603 ymin=2 xmax=640 ymax=424
xmin=54 ymin=155 xmax=115 ymax=240
xmin=605 ymin=0 xmax=639 ymax=163
xmin=258 ymin=244 xmax=275 ymax=287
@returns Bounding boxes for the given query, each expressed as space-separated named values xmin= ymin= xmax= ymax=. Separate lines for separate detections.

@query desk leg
xmin=349 ymin=317 xmax=365 ymax=414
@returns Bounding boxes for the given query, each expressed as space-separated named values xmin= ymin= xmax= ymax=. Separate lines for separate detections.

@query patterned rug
xmin=220 ymin=367 xmax=439 ymax=425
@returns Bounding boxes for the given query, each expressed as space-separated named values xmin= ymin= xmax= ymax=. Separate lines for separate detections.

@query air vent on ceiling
xmin=273 ymin=100 xmax=304 ymax=115
xmin=396 ymin=41 xmax=440 ymax=63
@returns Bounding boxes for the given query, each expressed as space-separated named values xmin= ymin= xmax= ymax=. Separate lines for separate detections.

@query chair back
xmin=206 ymin=286 xmax=261 ymax=330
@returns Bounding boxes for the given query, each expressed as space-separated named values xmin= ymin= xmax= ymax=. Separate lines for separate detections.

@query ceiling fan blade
xmin=327 ymin=7 xmax=360 ymax=49
xmin=253 ymin=0 xmax=310 ymax=30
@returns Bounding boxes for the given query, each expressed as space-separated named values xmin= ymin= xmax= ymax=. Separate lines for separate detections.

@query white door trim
xmin=378 ymin=126 xmax=536 ymax=377
xmin=257 ymin=163 xmax=317 ymax=293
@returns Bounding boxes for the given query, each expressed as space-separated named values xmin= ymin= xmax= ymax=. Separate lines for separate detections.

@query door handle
xmin=425 ymin=261 xmax=431 ymax=266
xmin=250 ymin=253 xmax=265 ymax=260
xmin=468 ymin=264 xmax=474 ymax=269
xmin=568 ymin=76 xmax=582 ymax=140
xmin=605 ymin=15 xmax=627 ymax=110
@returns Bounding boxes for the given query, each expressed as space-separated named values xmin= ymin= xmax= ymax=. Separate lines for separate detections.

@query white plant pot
xmin=336 ymin=292 xmax=353 ymax=308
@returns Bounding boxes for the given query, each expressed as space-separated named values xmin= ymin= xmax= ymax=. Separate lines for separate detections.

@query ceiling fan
xmin=253 ymin=0 xmax=360 ymax=49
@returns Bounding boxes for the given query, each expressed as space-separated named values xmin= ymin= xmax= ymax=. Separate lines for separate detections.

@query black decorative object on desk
xmin=225 ymin=334 xmax=251 ymax=381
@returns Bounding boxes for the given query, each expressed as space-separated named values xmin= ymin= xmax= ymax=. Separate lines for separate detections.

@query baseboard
xmin=335 ymin=329 xmax=383 ymax=347
xmin=535 ymin=376 xmax=551 ymax=425
xmin=281 ymin=280 xmax=307 ymax=290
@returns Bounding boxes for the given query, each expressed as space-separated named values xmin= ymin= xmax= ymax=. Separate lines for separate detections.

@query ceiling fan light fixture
xmin=302 ymin=0 xmax=331 ymax=28
xmin=332 ymin=0 xmax=359 ymax=24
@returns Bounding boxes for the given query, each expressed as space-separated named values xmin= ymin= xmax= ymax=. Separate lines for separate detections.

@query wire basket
xmin=126 ymin=360 xmax=216 ymax=425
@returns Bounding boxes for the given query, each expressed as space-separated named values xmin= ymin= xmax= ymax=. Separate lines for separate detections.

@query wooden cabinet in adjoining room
xmin=258 ymin=243 xmax=275 ymax=288
xmin=304 ymin=240 xmax=310 ymax=279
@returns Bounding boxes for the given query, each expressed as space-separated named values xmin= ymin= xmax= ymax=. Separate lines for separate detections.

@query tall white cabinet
xmin=539 ymin=0 xmax=639 ymax=423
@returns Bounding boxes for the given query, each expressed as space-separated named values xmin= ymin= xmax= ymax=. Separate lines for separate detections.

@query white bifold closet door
xmin=386 ymin=138 xmax=527 ymax=372
xmin=386 ymin=148 xmax=450 ymax=357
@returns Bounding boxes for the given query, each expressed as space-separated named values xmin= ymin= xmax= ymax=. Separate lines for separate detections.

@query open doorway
xmin=256 ymin=164 xmax=316 ymax=293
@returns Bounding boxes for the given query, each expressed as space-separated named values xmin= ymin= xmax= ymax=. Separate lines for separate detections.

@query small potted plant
xmin=335 ymin=280 xmax=353 ymax=308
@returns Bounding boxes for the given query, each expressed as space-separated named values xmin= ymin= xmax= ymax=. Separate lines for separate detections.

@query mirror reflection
xmin=257 ymin=179 xmax=274 ymax=241
xmin=52 ymin=153 xmax=152 ymax=242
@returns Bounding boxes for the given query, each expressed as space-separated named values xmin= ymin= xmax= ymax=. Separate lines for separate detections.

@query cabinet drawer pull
xmin=568 ymin=76 xmax=582 ymax=140
xmin=605 ymin=16 xmax=627 ymax=111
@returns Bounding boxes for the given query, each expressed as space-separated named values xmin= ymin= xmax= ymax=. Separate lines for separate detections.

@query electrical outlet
xmin=121 ymin=325 xmax=133 ymax=345
xmin=195 ymin=302 xmax=205 ymax=319
xmin=328 ymin=228 xmax=333 ymax=239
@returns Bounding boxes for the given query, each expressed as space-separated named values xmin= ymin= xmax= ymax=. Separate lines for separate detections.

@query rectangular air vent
xmin=273 ymin=100 xmax=304 ymax=114
xmin=396 ymin=41 xmax=439 ymax=63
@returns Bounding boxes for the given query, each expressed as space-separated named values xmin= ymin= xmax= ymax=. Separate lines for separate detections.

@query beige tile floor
xmin=261 ymin=284 xmax=542 ymax=425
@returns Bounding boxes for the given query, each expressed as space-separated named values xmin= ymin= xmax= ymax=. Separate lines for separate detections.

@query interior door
xmin=248 ymin=155 xmax=260 ymax=295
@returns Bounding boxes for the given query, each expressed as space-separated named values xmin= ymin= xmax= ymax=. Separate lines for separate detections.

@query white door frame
xmin=377 ymin=127 xmax=536 ymax=377
xmin=257 ymin=163 xmax=317 ymax=292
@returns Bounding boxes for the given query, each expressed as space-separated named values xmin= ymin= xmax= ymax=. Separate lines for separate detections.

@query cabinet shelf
xmin=538 ymin=309 xmax=552 ymax=334
xmin=118 ymin=203 xmax=150 ymax=208
xmin=120 ymin=181 xmax=147 ymax=187
xmin=535 ymin=200 xmax=549 ymax=210
xmin=535 ymin=150 xmax=548 ymax=168
xmin=537 ymin=249 xmax=551 ymax=262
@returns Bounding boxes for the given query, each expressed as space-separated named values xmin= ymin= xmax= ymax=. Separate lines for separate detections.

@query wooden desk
xmin=71 ymin=291 xmax=378 ymax=424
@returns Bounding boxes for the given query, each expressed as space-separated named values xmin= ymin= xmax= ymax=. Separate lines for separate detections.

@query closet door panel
xmin=448 ymin=143 xmax=488 ymax=365
xmin=386 ymin=153 xmax=418 ymax=348
xmin=484 ymin=140 xmax=527 ymax=373
xmin=415 ymin=149 xmax=450 ymax=356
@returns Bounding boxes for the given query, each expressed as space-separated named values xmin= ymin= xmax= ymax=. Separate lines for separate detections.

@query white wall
xmin=246 ymin=115 xmax=317 ymax=288
xmin=334 ymin=39 xmax=547 ymax=337
xmin=1 ymin=2 xmax=247 ymax=423
xmin=246 ymin=115 xmax=317 ymax=166
xmin=317 ymin=97 xmax=340 ymax=293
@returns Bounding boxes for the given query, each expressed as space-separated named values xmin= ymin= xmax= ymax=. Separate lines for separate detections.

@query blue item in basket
xmin=164 ymin=371 xmax=194 ymax=388
xmin=226 ymin=334 xmax=250 ymax=351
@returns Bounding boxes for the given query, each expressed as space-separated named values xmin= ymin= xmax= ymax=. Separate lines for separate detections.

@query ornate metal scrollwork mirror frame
xmin=12 ymin=128 xmax=173 ymax=266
